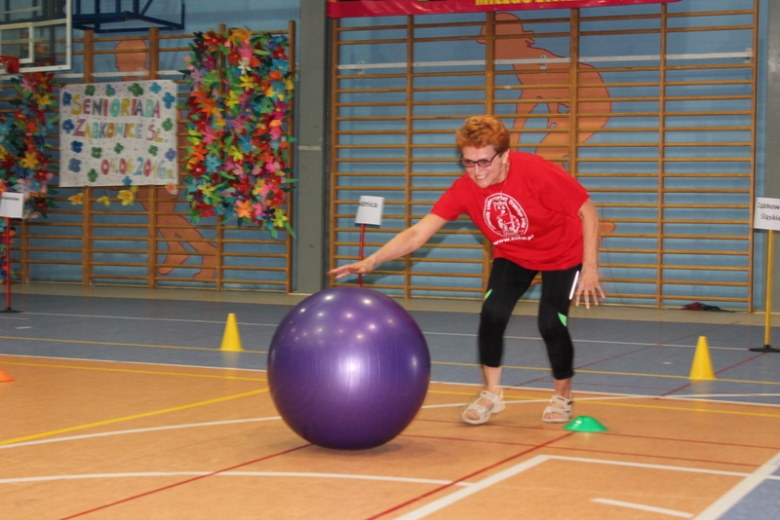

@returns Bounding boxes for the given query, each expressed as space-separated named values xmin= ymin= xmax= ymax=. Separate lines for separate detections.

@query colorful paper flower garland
xmin=181 ymin=28 xmax=295 ymax=237
xmin=0 ymin=72 xmax=57 ymax=282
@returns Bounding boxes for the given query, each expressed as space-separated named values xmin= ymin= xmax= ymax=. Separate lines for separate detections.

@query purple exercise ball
xmin=267 ymin=287 xmax=431 ymax=450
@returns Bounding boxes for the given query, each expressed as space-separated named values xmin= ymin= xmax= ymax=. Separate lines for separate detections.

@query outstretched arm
xmin=574 ymin=199 xmax=606 ymax=308
xmin=329 ymin=213 xmax=449 ymax=280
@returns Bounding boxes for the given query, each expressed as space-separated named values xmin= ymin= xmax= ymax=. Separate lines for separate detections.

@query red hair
xmin=455 ymin=115 xmax=510 ymax=154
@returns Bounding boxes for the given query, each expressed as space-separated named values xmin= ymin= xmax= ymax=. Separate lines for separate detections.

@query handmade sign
xmin=58 ymin=80 xmax=179 ymax=187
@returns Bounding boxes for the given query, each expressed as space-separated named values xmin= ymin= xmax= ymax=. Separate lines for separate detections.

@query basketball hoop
xmin=0 ymin=55 xmax=20 ymax=75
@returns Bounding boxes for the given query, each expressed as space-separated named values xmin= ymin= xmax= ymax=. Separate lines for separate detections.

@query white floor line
xmin=692 ymin=450 xmax=780 ymax=520
xmin=4 ymin=390 xmax=778 ymax=452
xmin=0 ymin=471 xmax=470 ymax=487
xmin=0 ymin=417 xmax=281 ymax=450
xmin=15 ymin=312 xmax=280 ymax=327
xmin=592 ymin=498 xmax=693 ymax=518
xmin=549 ymin=456 xmax=780 ymax=480
xmin=392 ymin=455 xmax=553 ymax=520
xmin=394 ymin=455 xmax=778 ymax=520
xmin=0 ymin=352 xmax=268 ymax=370
xmin=3 ymin=315 xmax=749 ymax=350
xmin=426 ymin=332 xmax=747 ymax=351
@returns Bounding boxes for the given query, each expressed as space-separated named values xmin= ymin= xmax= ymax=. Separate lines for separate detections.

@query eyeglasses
xmin=461 ymin=151 xmax=500 ymax=170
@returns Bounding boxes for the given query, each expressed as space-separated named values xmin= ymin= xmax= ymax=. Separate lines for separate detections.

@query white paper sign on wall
xmin=0 ymin=192 xmax=24 ymax=219
xmin=754 ymin=197 xmax=780 ymax=231
xmin=355 ymin=195 xmax=384 ymax=226
xmin=58 ymin=80 xmax=179 ymax=187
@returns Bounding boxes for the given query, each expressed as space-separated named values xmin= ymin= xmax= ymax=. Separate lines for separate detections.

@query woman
xmin=330 ymin=115 xmax=605 ymax=425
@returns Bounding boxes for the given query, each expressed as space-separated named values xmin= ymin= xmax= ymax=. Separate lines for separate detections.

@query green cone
xmin=563 ymin=416 xmax=608 ymax=432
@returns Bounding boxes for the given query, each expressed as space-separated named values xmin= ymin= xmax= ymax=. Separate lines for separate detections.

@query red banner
xmin=327 ymin=0 xmax=681 ymax=18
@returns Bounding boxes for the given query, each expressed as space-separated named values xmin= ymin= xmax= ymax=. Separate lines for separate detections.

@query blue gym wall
xmin=5 ymin=0 xmax=777 ymax=310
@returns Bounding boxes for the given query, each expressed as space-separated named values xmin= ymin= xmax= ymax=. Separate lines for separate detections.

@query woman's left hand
xmin=574 ymin=266 xmax=605 ymax=309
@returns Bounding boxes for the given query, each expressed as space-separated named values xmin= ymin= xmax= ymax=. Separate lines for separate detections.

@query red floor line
xmin=402 ymin=433 xmax=765 ymax=469
xmin=402 ymin=433 xmax=539 ymax=448
xmin=546 ymin=444 xmax=762 ymax=468
xmin=56 ymin=443 xmax=312 ymax=520
xmin=534 ymin=320 xmax=747 ymax=396
xmin=571 ymin=321 xmax=739 ymax=371
xmin=517 ymin=321 xmax=745 ymax=391
xmin=414 ymin=419 xmax=780 ymax=450
xmin=714 ymin=352 xmax=767 ymax=375
xmin=362 ymin=431 xmax=574 ymax=520
xmin=575 ymin=382 xmax=672 ymax=391
xmin=661 ymin=352 xmax=767 ymax=397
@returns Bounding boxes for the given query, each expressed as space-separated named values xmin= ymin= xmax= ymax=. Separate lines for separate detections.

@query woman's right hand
xmin=328 ymin=258 xmax=376 ymax=280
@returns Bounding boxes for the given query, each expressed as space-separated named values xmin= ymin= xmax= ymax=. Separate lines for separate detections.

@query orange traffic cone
xmin=0 ymin=369 xmax=14 ymax=382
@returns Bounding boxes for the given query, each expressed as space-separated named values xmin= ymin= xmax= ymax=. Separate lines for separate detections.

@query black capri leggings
xmin=478 ymin=257 xmax=581 ymax=380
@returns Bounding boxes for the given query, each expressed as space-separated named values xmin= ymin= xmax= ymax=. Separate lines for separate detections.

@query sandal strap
xmin=464 ymin=402 xmax=490 ymax=415
xmin=462 ymin=389 xmax=505 ymax=425
xmin=542 ymin=405 xmax=571 ymax=415
xmin=542 ymin=394 xmax=573 ymax=423
xmin=479 ymin=389 xmax=503 ymax=406
xmin=549 ymin=394 xmax=573 ymax=408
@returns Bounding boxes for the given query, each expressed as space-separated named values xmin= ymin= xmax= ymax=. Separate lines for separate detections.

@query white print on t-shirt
xmin=483 ymin=193 xmax=533 ymax=245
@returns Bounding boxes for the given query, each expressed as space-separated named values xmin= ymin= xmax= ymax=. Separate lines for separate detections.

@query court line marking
xmin=428 ymin=332 xmax=749 ymax=351
xmin=6 ymin=356 xmax=780 ymax=407
xmin=0 ymin=378 xmax=776 ymax=452
xmin=0 ymin=353 xmax=266 ymax=373
xmin=592 ymin=498 xmax=693 ymax=518
xmin=394 ymin=455 xmax=780 ymax=520
xmin=0 ymin=358 xmax=777 ymax=450
xmin=0 ymin=327 xmax=753 ymax=351
xmin=367 ymin=432 xmax=574 ymax=520
xmin=5 ymin=341 xmax=777 ymax=385
xmin=4 ymin=390 xmax=779 ymax=451
xmin=58 ymin=444 xmax=313 ymax=520
xmin=6 ymin=353 xmax=779 ymax=408
xmin=3 ymin=407 xmax=778 ymax=517
xmin=1 ymin=338 xmax=776 ymax=385
xmin=0 ymin=417 xmax=282 ymax=450
xmin=433 ymin=360 xmax=780 ymax=386
xmin=17 ymin=312 xmax=282 ymax=326
xmin=0 ymin=336 xmax=267 ymax=354
xmin=0 ymin=471 xmax=471 ymax=487
xmin=0 ymin=360 xmax=266 ymax=381
xmin=421 ymin=396 xmax=780 ymax=417
xmin=1 ymin=358 xmax=778 ymax=421
xmin=692 ymin=450 xmax=780 ymax=520
xmin=567 ymin=400 xmax=780 ymax=418
xmin=0 ymin=389 xmax=268 ymax=447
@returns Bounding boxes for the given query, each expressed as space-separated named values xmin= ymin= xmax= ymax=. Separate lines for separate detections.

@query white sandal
xmin=542 ymin=395 xmax=573 ymax=423
xmin=462 ymin=390 xmax=505 ymax=425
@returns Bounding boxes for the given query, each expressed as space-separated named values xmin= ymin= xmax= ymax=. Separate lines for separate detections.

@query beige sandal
xmin=462 ymin=389 xmax=505 ymax=425
xmin=542 ymin=395 xmax=573 ymax=423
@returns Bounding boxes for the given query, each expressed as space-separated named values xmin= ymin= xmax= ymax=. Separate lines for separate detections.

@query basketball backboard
xmin=0 ymin=0 xmax=72 ymax=73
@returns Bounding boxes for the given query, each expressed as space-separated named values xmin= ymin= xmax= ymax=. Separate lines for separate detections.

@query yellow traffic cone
xmin=689 ymin=336 xmax=716 ymax=380
xmin=220 ymin=313 xmax=243 ymax=351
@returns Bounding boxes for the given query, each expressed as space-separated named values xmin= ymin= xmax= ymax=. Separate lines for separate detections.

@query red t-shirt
xmin=431 ymin=152 xmax=590 ymax=271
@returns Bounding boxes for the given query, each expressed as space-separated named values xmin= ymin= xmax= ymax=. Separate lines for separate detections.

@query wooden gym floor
xmin=1 ymin=284 xmax=779 ymax=519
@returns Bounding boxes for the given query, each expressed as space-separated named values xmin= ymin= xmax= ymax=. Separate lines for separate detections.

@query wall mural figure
xmin=480 ymin=13 xmax=611 ymax=163
xmin=480 ymin=13 xmax=616 ymax=276
xmin=113 ymin=40 xmax=217 ymax=280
